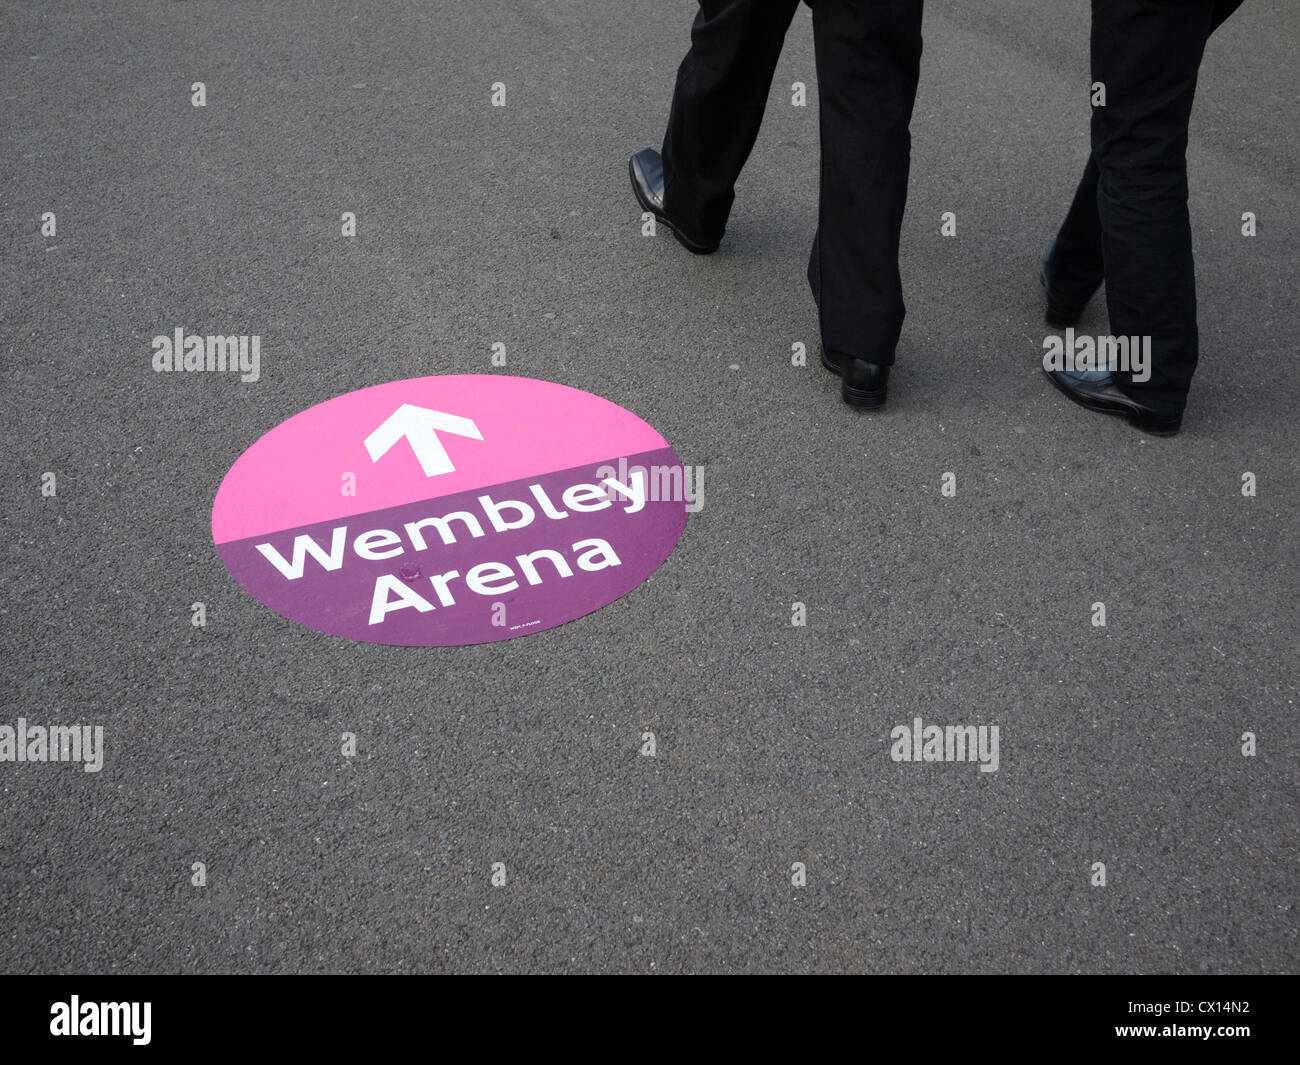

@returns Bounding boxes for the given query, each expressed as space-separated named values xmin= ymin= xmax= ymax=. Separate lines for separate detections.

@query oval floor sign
xmin=212 ymin=375 xmax=688 ymax=645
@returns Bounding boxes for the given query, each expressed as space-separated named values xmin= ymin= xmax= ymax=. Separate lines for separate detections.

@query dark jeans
xmin=660 ymin=0 xmax=924 ymax=366
xmin=1048 ymin=0 xmax=1243 ymax=414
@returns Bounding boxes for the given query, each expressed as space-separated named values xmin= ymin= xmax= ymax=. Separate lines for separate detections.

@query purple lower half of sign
xmin=215 ymin=447 xmax=687 ymax=645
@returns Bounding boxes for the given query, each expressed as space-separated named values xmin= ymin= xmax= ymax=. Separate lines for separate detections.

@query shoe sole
xmin=821 ymin=349 xmax=887 ymax=410
xmin=1042 ymin=369 xmax=1181 ymax=435
xmin=628 ymin=158 xmax=718 ymax=255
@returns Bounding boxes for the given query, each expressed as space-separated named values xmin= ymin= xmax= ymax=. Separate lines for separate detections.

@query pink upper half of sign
xmin=212 ymin=375 xmax=669 ymax=544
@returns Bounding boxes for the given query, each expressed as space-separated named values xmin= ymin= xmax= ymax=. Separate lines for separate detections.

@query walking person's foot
xmin=821 ymin=348 xmax=890 ymax=409
xmin=628 ymin=148 xmax=720 ymax=255
xmin=1043 ymin=367 xmax=1182 ymax=435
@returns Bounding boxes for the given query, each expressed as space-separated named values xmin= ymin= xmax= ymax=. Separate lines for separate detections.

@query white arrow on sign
xmin=364 ymin=403 xmax=484 ymax=477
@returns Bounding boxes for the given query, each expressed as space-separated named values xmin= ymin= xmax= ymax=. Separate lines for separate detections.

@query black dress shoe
xmin=1043 ymin=367 xmax=1182 ymax=435
xmin=1040 ymin=241 xmax=1091 ymax=328
xmin=821 ymin=349 xmax=889 ymax=409
xmin=628 ymin=148 xmax=719 ymax=255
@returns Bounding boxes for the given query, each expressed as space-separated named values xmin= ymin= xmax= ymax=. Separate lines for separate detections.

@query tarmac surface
xmin=1 ymin=0 xmax=1296 ymax=973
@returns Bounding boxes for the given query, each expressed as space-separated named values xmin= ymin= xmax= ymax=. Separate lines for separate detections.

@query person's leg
xmin=1089 ymin=0 xmax=1217 ymax=414
xmin=807 ymin=0 xmax=924 ymax=367
xmin=1045 ymin=156 xmax=1104 ymax=316
xmin=660 ymin=0 xmax=802 ymax=244
xmin=1045 ymin=0 xmax=1241 ymax=331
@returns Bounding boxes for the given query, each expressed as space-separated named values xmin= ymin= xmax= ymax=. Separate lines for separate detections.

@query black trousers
xmin=1048 ymin=0 xmax=1243 ymax=414
xmin=660 ymin=0 xmax=924 ymax=365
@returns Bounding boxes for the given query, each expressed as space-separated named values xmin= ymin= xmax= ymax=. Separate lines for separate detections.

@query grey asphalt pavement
xmin=1 ymin=0 xmax=1296 ymax=973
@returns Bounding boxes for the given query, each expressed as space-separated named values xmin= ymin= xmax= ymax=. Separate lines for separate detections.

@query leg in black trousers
xmin=659 ymin=0 xmax=923 ymax=369
xmin=660 ymin=0 xmax=801 ymax=246
xmin=1046 ymin=0 xmax=1242 ymax=415
xmin=808 ymin=0 xmax=923 ymax=367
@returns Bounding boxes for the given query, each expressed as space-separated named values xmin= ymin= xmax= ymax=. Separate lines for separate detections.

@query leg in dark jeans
xmin=660 ymin=0 xmax=801 ymax=245
xmin=1049 ymin=0 xmax=1241 ymax=414
xmin=807 ymin=0 xmax=923 ymax=365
